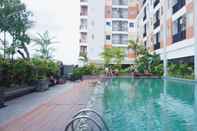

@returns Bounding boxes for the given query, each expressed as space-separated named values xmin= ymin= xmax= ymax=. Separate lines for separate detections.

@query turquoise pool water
xmin=102 ymin=78 xmax=197 ymax=131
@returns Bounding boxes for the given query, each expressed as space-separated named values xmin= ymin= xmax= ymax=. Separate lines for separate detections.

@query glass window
xmin=129 ymin=22 xmax=134 ymax=28
xmin=106 ymin=35 xmax=111 ymax=40
xmin=106 ymin=22 xmax=111 ymax=26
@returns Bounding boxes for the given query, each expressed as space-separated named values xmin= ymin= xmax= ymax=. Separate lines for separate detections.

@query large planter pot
xmin=4 ymin=86 xmax=35 ymax=101
xmin=34 ymin=80 xmax=49 ymax=92
xmin=0 ymin=66 xmax=6 ymax=108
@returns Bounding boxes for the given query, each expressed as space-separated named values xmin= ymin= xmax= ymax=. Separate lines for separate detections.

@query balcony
xmin=153 ymin=0 xmax=160 ymax=8
xmin=112 ymin=34 xmax=128 ymax=44
xmin=80 ymin=39 xmax=87 ymax=43
xmin=154 ymin=43 xmax=160 ymax=50
xmin=143 ymin=31 xmax=147 ymax=37
xmin=80 ymin=12 xmax=88 ymax=16
xmin=173 ymin=30 xmax=186 ymax=43
xmin=172 ymin=0 xmax=185 ymax=14
xmin=80 ymin=25 xmax=88 ymax=30
xmin=80 ymin=0 xmax=87 ymax=2
xmin=143 ymin=0 xmax=147 ymax=5
xmin=154 ymin=20 xmax=160 ymax=29
xmin=112 ymin=27 xmax=128 ymax=32
xmin=112 ymin=9 xmax=128 ymax=19
xmin=112 ymin=0 xmax=128 ymax=6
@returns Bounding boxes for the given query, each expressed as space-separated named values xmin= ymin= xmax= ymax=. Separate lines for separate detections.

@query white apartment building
xmin=79 ymin=0 xmax=139 ymax=65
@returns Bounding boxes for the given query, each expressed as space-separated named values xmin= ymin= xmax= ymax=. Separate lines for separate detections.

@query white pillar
xmin=194 ymin=0 xmax=197 ymax=80
xmin=162 ymin=0 xmax=168 ymax=77
xmin=194 ymin=85 xmax=197 ymax=130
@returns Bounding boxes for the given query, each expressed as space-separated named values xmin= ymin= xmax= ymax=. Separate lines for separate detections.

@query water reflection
xmin=102 ymin=78 xmax=197 ymax=131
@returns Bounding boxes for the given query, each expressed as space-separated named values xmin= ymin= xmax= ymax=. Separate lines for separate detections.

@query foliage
xmin=0 ymin=0 xmax=33 ymax=59
xmin=71 ymin=64 xmax=102 ymax=80
xmin=0 ymin=58 xmax=60 ymax=86
xmin=101 ymin=48 xmax=113 ymax=66
xmin=79 ymin=52 xmax=88 ymax=65
xmin=128 ymin=40 xmax=163 ymax=76
xmin=113 ymin=48 xmax=125 ymax=66
xmin=33 ymin=31 xmax=57 ymax=59
xmin=168 ymin=63 xmax=194 ymax=80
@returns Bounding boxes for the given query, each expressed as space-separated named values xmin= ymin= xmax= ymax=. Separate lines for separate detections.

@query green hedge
xmin=71 ymin=64 xmax=103 ymax=80
xmin=0 ymin=58 xmax=60 ymax=87
xmin=168 ymin=63 xmax=194 ymax=80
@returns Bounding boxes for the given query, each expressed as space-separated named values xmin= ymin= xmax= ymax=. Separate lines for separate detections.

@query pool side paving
xmin=0 ymin=80 xmax=95 ymax=131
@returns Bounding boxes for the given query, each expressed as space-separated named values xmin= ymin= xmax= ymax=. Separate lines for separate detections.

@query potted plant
xmin=32 ymin=59 xmax=49 ymax=92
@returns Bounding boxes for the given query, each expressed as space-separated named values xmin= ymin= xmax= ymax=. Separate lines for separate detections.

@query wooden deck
xmin=0 ymin=80 xmax=95 ymax=131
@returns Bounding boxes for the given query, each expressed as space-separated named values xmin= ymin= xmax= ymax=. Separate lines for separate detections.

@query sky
xmin=22 ymin=0 xmax=80 ymax=65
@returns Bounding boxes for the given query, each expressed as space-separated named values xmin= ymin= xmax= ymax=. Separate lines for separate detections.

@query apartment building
xmin=79 ymin=0 xmax=139 ymax=64
xmin=79 ymin=0 xmax=88 ymax=59
xmin=79 ymin=0 xmax=195 ymax=66
xmin=136 ymin=0 xmax=195 ymax=64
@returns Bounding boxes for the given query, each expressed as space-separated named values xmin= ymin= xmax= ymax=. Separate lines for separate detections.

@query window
xmin=173 ymin=15 xmax=186 ymax=43
xmin=129 ymin=22 xmax=134 ymax=28
xmin=106 ymin=35 xmax=111 ymax=40
xmin=106 ymin=22 xmax=111 ymax=26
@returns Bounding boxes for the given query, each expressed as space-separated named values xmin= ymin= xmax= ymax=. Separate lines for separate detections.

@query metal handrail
xmin=73 ymin=108 xmax=110 ymax=131
xmin=65 ymin=116 xmax=102 ymax=131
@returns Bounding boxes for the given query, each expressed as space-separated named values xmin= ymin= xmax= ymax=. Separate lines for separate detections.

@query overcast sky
xmin=22 ymin=0 xmax=80 ymax=65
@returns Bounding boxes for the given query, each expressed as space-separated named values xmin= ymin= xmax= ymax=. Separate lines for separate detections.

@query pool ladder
xmin=65 ymin=108 xmax=110 ymax=131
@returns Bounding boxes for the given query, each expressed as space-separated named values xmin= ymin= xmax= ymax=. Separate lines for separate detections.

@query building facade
xmin=79 ymin=0 xmax=139 ymax=64
xmin=136 ymin=0 xmax=195 ymax=63
xmin=79 ymin=0 xmax=88 ymax=61
xmin=79 ymin=0 xmax=195 ymax=65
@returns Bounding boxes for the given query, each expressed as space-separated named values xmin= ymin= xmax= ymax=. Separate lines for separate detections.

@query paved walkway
xmin=0 ymin=80 xmax=95 ymax=131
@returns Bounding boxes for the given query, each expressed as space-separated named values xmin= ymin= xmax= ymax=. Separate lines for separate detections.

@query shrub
xmin=0 ymin=58 xmax=60 ymax=87
xmin=71 ymin=64 xmax=103 ymax=80
xmin=31 ymin=58 xmax=60 ymax=80
xmin=168 ymin=63 xmax=194 ymax=80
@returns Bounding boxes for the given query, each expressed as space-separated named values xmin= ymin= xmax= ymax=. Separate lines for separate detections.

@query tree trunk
xmin=3 ymin=31 xmax=6 ymax=59
xmin=17 ymin=50 xmax=26 ymax=59
xmin=22 ymin=43 xmax=30 ymax=59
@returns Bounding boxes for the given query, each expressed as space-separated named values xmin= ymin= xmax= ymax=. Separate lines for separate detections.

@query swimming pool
xmin=99 ymin=78 xmax=197 ymax=131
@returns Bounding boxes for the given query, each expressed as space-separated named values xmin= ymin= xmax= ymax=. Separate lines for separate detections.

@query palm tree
xmin=113 ymin=48 xmax=125 ymax=65
xmin=33 ymin=31 xmax=57 ymax=59
xmin=100 ymin=48 xmax=113 ymax=66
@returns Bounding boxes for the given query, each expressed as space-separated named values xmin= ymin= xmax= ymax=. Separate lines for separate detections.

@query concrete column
xmin=194 ymin=0 xmax=197 ymax=80
xmin=194 ymin=85 xmax=197 ymax=130
xmin=162 ymin=0 xmax=168 ymax=77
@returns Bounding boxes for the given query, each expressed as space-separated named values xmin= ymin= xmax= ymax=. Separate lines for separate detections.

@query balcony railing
xmin=80 ymin=25 xmax=88 ymax=30
xmin=80 ymin=12 xmax=88 ymax=16
xmin=112 ymin=0 xmax=128 ymax=6
xmin=112 ymin=27 xmax=128 ymax=32
xmin=153 ymin=0 xmax=160 ymax=8
xmin=112 ymin=40 xmax=128 ymax=44
xmin=154 ymin=20 xmax=160 ymax=29
xmin=173 ymin=30 xmax=186 ymax=43
xmin=80 ymin=0 xmax=87 ymax=2
xmin=112 ymin=10 xmax=128 ymax=18
xmin=154 ymin=43 xmax=160 ymax=50
xmin=80 ymin=39 xmax=87 ymax=43
xmin=172 ymin=0 xmax=185 ymax=14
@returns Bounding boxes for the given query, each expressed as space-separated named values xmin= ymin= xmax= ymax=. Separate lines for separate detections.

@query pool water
xmin=101 ymin=78 xmax=197 ymax=131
